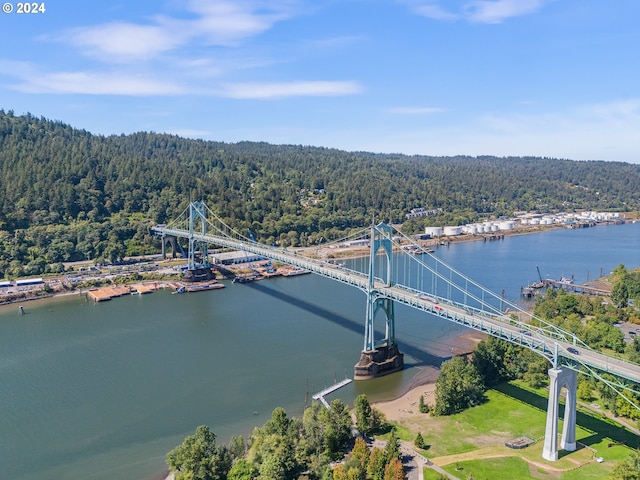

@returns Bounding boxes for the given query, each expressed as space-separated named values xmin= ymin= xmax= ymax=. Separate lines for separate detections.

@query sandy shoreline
xmin=372 ymin=330 xmax=486 ymax=422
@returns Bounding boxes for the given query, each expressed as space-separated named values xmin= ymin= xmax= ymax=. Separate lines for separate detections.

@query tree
xmin=259 ymin=453 xmax=286 ymax=480
xmin=414 ymin=432 xmax=426 ymax=450
xmin=354 ymin=393 xmax=373 ymax=435
xmin=333 ymin=464 xmax=348 ymax=480
xmin=227 ymin=458 xmax=258 ymax=480
xmin=577 ymin=380 xmax=595 ymax=402
xmin=228 ymin=435 xmax=246 ymax=460
xmin=418 ymin=395 xmax=429 ymax=414
xmin=471 ymin=337 xmax=509 ymax=387
xmin=611 ymin=281 xmax=630 ymax=308
xmin=383 ymin=457 xmax=405 ymax=480
xmin=609 ymin=448 xmax=640 ymax=480
xmin=166 ymin=425 xmax=232 ymax=480
xmin=350 ymin=436 xmax=370 ymax=473
xmin=320 ymin=399 xmax=353 ymax=460
xmin=384 ymin=429 xmax=401 ymax=464
xmin=434 ymin=356 xmax=485 ymax=416
xmin=367 ymin=448 xmax=387 ymax=480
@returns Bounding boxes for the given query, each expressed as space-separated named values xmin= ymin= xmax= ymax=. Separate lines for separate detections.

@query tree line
xmin=166 ymin=395 xmax=404 ymax=480
xmin=1 ymin=110 xmax=639 ymax=278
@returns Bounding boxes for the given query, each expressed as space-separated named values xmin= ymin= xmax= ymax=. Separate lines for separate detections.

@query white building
xmin=212 ymin=251 xmax=263 ymax=265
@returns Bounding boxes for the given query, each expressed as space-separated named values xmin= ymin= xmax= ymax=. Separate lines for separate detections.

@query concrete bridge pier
xmin=542 ymin=367 xmax=577 ymax=461
xmin=354 ymin=344 xmax=404 ymax=380
xmin=161 ymin=235 xmax=178 ymax=259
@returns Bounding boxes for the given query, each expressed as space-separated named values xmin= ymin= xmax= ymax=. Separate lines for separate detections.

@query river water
xmin=0 ymin=222 xmax=638 ymax=479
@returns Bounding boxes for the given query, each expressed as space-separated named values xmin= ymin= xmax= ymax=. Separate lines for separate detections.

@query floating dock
xmin=312 ymin=378 xmax=352 ymax=408
xmin=88 ymin=284 xmax=159 ymax=302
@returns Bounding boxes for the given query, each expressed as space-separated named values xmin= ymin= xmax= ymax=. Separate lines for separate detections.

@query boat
xmin=185 ymin=283 xmax=225 ymax=293
xmin=233 ymin=275 xmax=261 ymax=283
xmin=284 ymin=268 xmax=310 ymax=277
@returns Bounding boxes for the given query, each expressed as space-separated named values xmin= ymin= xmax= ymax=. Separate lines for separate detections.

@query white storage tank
xmin=540 ymin=217 xmax=554 ymax=225
xmin=498 ymin=221 xmax=515 ymax=231
xmin=443 ymin=226 xmax=462 ymax=236
xmin=464 ymin=224 xmax=478 ymax=235
xmin=425 ymin=227 xmax=443 ymax=237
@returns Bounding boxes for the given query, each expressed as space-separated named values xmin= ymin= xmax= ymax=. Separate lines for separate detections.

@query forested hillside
xmin=1 ymin=110 xmax=639 ymax=278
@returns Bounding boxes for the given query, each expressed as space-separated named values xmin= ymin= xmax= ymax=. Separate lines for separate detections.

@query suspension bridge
xmin=151 ymin=201 xmax=640 ymax=461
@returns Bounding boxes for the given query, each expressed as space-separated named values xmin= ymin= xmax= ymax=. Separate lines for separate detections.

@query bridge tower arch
xmin=354 ymin=223 xmax=404 ymax=379
xmin=160 ymin=235 xmax=178 ymax=259
xmin=542 ymin=365 xmax=577 ymax=461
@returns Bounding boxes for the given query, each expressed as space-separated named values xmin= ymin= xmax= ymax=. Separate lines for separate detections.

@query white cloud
xmin=186 ymin=0 xmax=297 ymax=46
xmin=412 ymin=2 xmax=460 ymax=21
xmin=387 ymin=106 xmax=445 ymax=115
xmin=221 ymin=81 xmax=364 ymax=99
xmin=68 ymin=22 xmax=188 ymax=62
xmin=464 ymin=0 xmax=548 ymax=24
xmin=60 ymin=0 xmax=299 ymax=62
xmin=402 ymin=0 xmax=550 ymax=23
xmin=10 ymin=70 xmax=186 ymax=96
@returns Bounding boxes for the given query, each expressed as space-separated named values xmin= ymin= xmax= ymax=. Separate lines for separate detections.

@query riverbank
xmin=159 ymin=329 xmax=487 ymax=480
xmin=371 ymin=330 xmax=486 ymax=421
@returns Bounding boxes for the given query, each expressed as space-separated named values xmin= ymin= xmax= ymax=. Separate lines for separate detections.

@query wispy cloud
xmin=10 ymin=1 xmax=365 ymax=99
xmin=402 ymin=0 xmax=550 ymax=23
xmin=409 ymin=1 xmax=460 ymax=21
xmin=364 ymin=99 xmax=640 ymax=162
xmin=5 ymin=66 xmax=186 ymax=96
xmin=387 ymin=106 xmax=445 ymax=115
xmin=67 ymin=22 xmax=187 ymax=62
xmin=59 ymin=0 xmax=300 ymax=63
xmin=464 ymin=0 xmax=548 ymax=24
xmin=221 ymin=81 xmax=364 ymax=99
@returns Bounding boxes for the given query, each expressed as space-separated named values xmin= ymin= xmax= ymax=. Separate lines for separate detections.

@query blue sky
xmin=1 ymin=0 xmax=639 ymax=162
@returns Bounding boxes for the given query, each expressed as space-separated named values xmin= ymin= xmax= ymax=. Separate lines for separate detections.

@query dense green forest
xmin=1 ymin=110 xmax=639 ymax=278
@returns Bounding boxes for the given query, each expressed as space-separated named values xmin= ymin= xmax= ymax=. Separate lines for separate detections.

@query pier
xmin=521 ymin=279 xmax=610 ymax=298
xmin=312 ymin=378 xmax=353 ymax=408
xmin=87 ymin=283 xmax=159 ymax=302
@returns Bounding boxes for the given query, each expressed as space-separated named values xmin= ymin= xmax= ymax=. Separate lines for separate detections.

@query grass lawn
xmin=384 ymin=380 xmax=639 ymax=480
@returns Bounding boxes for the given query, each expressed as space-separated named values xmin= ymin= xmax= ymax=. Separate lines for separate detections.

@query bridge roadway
xmin=154 ymin=226 xmax=640 ymax=385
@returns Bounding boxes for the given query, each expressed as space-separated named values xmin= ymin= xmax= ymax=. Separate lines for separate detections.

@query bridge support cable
xmin=151 ymin=203 xmax=640 ymax=409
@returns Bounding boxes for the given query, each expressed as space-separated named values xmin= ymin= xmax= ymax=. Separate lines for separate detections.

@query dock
xmin=87 ymin=286 xmax=131 ymax=302
xmin=87 ymin=283 xmax=159 ymax=302
xmin=521 ymin=279 xmax=610 ymax=298
xmin=312 ymin=378 xmax=352 ymax=408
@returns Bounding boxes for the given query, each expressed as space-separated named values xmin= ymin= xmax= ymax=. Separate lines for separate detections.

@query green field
xmin=389 ymin=381 xmax=639 ymax=480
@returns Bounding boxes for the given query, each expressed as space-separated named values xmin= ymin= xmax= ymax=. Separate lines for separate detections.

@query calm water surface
xmin=0 ymin=222 xmax=638 ymax=479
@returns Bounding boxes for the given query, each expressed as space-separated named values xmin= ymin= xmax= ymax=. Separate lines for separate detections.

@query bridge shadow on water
xmin=242 ymin=281 xmax=451 ymax=370
xmin=494 ymin=382 xmax=640 ymax=452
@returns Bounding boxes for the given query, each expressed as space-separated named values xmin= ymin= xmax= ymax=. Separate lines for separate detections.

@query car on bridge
xmin=567 ymin=347 xmax=579 ymax=355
